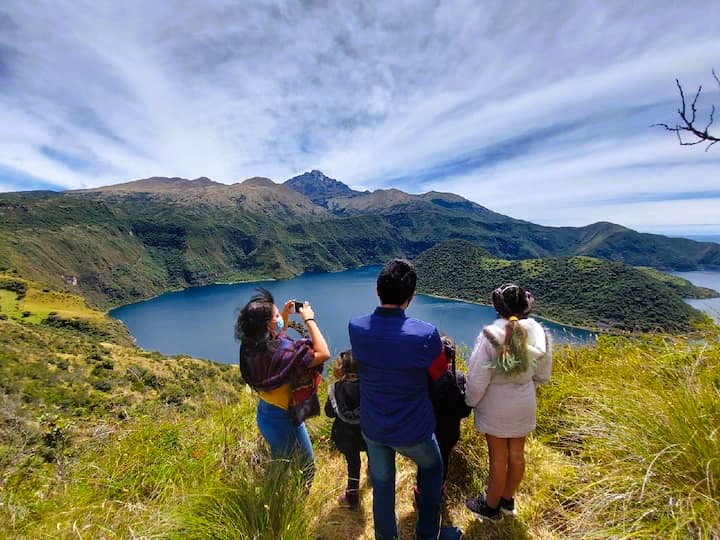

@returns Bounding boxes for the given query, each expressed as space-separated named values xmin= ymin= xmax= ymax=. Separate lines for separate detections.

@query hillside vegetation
xmin=1 ymin=272 xmax=719 ymax=539
xmin=414 ymin=240 xmax=716 ymax=333
xmin=2 ymin=174 xmax=720 ymax=309
xmin=2 ymin=175 xmax=719 ymax=537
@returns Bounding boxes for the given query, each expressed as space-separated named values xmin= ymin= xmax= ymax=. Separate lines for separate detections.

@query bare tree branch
xmin=652 ymin=70 xmax=720 ymax=151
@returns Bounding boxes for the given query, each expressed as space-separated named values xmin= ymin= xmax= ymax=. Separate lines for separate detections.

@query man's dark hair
xmin=377 ymin=258 xmax=417 ymax=305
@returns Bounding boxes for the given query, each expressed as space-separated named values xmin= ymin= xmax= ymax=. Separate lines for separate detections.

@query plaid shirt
xmin=240 ymin=333 xmax=315 ymax=391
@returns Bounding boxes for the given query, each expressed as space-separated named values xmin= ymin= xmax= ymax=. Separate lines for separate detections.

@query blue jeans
xmin=256 ymin=399 xmax=315 ymax=483
xmin=363 ymin=433 xmax=443 ymax=540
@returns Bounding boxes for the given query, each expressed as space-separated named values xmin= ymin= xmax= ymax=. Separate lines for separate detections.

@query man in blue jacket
xmin=349 ymin=258 xmax=448 ymax=540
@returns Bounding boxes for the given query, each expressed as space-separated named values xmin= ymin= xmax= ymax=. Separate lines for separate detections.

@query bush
xmin=90 ymin=365 xmax=106 ymax=377
xmin=87 ymin=351 xmax=103 ymax=362
xmin=38 ymin=414 xmax=69 ymax=462
xmin=0 ymin=279 xmax=27 ymax=298
xmin=55 ymin=358 xmax=69 ymax=370
xmin=93 ymin=379 xmax=112 ymax=393
xmin=160 ymin=384 xmax=185 ymax=406
xmin=126 ymin=364 xmax=163 ymax=390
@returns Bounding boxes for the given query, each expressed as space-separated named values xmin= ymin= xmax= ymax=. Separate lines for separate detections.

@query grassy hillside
xmin=1 ymin=276 xmax=719 ymax=539
xmin=414 ymin=240 xmax=715 ymax=333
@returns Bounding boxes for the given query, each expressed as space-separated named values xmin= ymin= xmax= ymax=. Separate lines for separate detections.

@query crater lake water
xmin=110 ymin=266 xmax=595 ymax=364
xmin=673 ymin=271 xmax=720 ymax=322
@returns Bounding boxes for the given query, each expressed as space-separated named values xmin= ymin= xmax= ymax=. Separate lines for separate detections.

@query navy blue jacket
xmin=348 ymin=307 xmax=445 ymax=446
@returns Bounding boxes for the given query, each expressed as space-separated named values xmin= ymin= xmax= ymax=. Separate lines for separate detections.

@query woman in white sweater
xmin=464 ymin=283 xmax=552 ymax=521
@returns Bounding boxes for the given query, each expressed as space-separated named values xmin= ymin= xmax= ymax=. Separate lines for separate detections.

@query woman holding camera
xmin=235 ymin=288 xmax=330 ymax=483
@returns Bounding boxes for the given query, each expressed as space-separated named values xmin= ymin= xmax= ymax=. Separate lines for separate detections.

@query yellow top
xmin=258 ymin=384 xmax=292 ymax=410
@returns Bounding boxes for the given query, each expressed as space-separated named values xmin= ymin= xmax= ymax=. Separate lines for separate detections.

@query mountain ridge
xmin=1 ymin=170 xmax=719 ymax=309
xmin=284 ymin=169 xmax=365 ymax=206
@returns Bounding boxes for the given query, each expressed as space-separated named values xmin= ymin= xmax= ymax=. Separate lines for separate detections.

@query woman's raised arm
xmin=298 ymin=302 xmax=330 ymax=367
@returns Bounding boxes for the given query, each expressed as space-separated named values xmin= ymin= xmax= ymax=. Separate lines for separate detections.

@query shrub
xmin=38 ymin=414 xmax=70 ymax=462
xmin=55 ymin=358 xmax=69 ymax=370
xmin=93 ymin=379 xmax=112 ymax=393
xmin=87 ymin=351 xmax=104 ymax=362
xmin=160 ymin=384 xmax=185 ymax=406
xmin=90 ymin=365 xmax=105 ymax=377
xmin=126 ymin=364 xmax=163 ymax=390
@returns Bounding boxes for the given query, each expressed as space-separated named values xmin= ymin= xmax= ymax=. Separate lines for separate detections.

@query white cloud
xmin=1 ymin=0 xmax=719 ymax=231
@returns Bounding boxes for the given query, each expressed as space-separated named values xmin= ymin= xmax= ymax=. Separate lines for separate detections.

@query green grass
xmin=168 ymin=457 xmax=319 ymax=540
xmin=0 ymin=289 xmax=21 ymax=319
xmin=19 ymin=287 xmax=103 ymax=323
xmin=2 ymin=277 xmax=720 ymax=539
xmin=531 ymin=329 xmax=720 ymax=539
xmin=560 ymin=343 xmax=719 ymax=537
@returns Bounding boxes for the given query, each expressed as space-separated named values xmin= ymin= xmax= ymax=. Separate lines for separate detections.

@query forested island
xmin=414 ymin=240 xmax=717 ymax=333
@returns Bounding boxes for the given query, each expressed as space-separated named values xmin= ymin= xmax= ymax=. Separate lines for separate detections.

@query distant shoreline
xmin=106 ymin=275 xmax=278 ymax=315
xmin=418 ymin=290 xmax=601 ymax=334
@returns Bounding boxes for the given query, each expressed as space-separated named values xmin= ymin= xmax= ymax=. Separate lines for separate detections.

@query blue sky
xmin=1 ymin=1 xmax=719 ymax=235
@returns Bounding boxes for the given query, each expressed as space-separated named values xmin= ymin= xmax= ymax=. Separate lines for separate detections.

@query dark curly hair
xmin=235 ymin=287 xmax=274 ymax=342
xmin=236 ymin=288 xmax=275 ymax=381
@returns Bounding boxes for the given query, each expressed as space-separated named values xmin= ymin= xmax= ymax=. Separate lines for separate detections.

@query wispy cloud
xmin=1 ymin=0 xmax=719 ymax=233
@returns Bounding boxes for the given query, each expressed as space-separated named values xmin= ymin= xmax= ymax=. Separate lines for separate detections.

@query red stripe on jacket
xmin=427 ymin=348 xmax=447 ymax=381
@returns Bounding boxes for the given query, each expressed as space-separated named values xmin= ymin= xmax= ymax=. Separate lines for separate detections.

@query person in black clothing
xmin=433 ymin=335 xmax=472 ymax=487
xmin=324 ymin=349 xmax=367 ymax=509
xmin=415 ymin=334 xmax=472 ymax=504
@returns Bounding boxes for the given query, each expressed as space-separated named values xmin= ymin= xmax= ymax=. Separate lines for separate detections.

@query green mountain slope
xmin=2 ymin=173 xmax=719 ymax=309
xmin=414 ymin=240 xmax=715 ymax=332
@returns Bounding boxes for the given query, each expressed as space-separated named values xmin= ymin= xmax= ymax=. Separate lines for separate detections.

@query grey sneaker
xmin=465 ymin=495 xmax=502 ymax=522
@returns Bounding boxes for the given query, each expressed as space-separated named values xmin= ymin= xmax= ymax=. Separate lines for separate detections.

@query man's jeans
xmin=363 ymin=433 xmax=443 ymax=540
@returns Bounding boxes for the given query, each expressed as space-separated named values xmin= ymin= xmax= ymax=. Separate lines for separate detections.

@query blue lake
xmin=110 ymin=266 xmax=595 ymax=364
xmin=673 ymin=271 xmax=720 ymax=322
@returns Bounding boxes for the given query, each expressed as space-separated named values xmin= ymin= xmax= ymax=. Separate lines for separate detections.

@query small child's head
xmin=491 ymin=283 xmax=534 ymax=319
xmin=440 ymin=334 xmax=456 ymax=365
xmin=332 ymin=349 xmax=358 ymax=380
